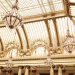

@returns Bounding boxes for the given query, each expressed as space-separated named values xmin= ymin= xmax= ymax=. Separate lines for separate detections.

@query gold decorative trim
xmin=31 ymin=40 xmax=49 ymax=54
xmin=19 ymin=49 xmax=31 ymax=56
xmin=0 ymin=41 xmax=19 ymax=57
xmin=48 ymin=47 xmax=63 ymax=56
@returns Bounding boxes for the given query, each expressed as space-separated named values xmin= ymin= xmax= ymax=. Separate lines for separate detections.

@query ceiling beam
xmin=44 ymin=19 xmax=53 ymax=47
xmin=0 ymin=11 xmax=66 ymax=27
xmin=0 ymin=15 xmax=68 ymax=29
xmin=0 ymin=37 xmax=4 ymax=51
xmin=52 ymin=18 xmax=60 ymax=46
xmin=21 ymin=25 xmax=30 ymax=49
xmin=70 ymin=2 xmax=75 ymax=6
xmin=64 ymin=0 xmax=70 ymax=16
xmin=16 ymin=28 xmax=23 ymax=49
xmin=23 ymin=10 xmax=65 ymax=23
xmin=69 ymin=16 xmax=75 ymax=25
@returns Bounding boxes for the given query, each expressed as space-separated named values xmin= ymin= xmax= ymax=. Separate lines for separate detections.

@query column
xmin=58 ymin=65 xmax=62 ymax=75
xmin=30 ymin=69 xmax=32 ymax=75
xmin=0 ymin=67 xmax=2 ymax=75
xmin=18 ymin=67 xmax=22 ymax=75
xmin=50 ymin=65 xmax=54 ymax=75
xmin=24 ymin=66 xmax=30 ymax=75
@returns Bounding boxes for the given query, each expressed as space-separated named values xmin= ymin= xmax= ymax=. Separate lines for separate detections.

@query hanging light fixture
xmin=2 ymin=0 xmax=22 ymax=29
xmin=63 ymin=17 xmax=75 ymax=53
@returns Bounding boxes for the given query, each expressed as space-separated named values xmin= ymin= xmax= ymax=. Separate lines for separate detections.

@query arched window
xmin=6 ymin=48 xmax=18 ymax=58
xmin=32 ymin=46 xmax=48 ymax=56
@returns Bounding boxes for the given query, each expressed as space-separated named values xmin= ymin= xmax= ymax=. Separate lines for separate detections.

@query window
xmin=32 ymin=46 xmax=48 ymax=56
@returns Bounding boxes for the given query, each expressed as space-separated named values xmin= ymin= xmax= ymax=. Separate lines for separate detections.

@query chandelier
xmin=3 ymin=0 xmax=22 ymax=29
xmin=63 ymin=17 xmax=75 ymax=53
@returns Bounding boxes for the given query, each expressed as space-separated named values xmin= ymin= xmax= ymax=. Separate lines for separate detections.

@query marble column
xmin=50 ymin=66 xmax=54 ymax=75
xmin=24 ymin=66 xmax=30 ymax=75
xmin=18 ymin=67 xmax=22 ymax=75
xmin=58 ymin=65 xmax=62 ymax=75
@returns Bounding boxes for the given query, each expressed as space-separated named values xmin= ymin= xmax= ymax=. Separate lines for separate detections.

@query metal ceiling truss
xmin=0 ymin=37 xmax=4 ymax=51
xmin=44 ymin=19 xmax=53 ymax=47
xmin=52 ymin=18 xmax=60 ymax=46
xmin=21 ymin=25 xmax=30 ymax=49
xmin=16 ymin=28 xmax=23 ymax=49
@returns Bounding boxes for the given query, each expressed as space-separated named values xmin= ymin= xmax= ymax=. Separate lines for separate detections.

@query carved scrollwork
xmin=19 ymin=49 xmax=31 ymax=56
xmin=0 ymin=41 xmax=19 ymax=58
xmin=48 ymin=47 xmax=63 ymax=55
xmin=31 ymin=40 xmax=49 ymax=53
xmin=0 ymin=51 xmax=5 ymax=57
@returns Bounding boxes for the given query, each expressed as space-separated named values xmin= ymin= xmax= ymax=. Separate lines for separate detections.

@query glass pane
xmin=70 ymin=6 xmax=75 ymax=16
xmin=69 ymin=0 xmax=75 ymax=2
xmin=0 ymin=27 xmax=20 ymax=50
xmin=32 ymin=46 xmax=48 ymax=56
xmin=24 ymin=21 xmax=49 ymax=47
xmin=6 ymin=49 xmax=18 ymax=58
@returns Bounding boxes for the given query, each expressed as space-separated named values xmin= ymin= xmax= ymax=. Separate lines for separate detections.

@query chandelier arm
xmin=12 ymin=17 xmax=17 ymax=26
xmin=10 ymin=16 xmax=11 ymax=26
xmin=67 ymin=17 xmax=70 ymax=36
xmin=5 ymin=17 xmax=9 ymax=26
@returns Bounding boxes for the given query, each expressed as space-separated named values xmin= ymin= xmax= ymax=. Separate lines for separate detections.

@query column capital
xmin=25 ymin=65 xmax=30 ymax=69
xmin=18 ymin=66 xmax=24 ymax=69
xmin=50 ymin=65 xmax=55 ymax=68
xmin=58 ymin=65 xmax=62 ymax=75
xmin=50 ymin=65 xmax=54 ymax=75
xmin=57 ymin=64 xmax=63 ymax=68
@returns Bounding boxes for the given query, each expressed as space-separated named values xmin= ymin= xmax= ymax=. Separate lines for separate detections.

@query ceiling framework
xmin=0 ymin=0 xmax=66 ymax=26
xmin=0 ymin=37 xmax=4 ymax=51
xmin=0 ymin=0 xmax=75 ymax=53
xmin=70 ymin=17 xmax=75 ymax=25
xmin=52 ymin=18 xmax=60 ymax=46
xmin=44 ymin=19 xmax=53 ymax=47
xmin=21 ymin=25 xmax=30 ymax=49
xmin=16 ymin=28 xmax=23 ymax=49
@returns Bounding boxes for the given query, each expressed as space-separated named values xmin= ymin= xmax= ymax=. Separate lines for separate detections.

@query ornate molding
xmin=48 ymin=46 xmax=63 ymax=55
xmin=19 ymin=49 xmax=31 ymax=56
xmin=0 ymin=41 xmax=19 ymax=57
xmin=31 ymin=40 xmax=49 ymax=53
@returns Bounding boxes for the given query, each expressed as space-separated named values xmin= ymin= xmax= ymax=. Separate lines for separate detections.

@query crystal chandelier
xmin=3 ymin=0 xmax=22 ymax=29
xmin=63 ymin=17 xmax=75 ymax=53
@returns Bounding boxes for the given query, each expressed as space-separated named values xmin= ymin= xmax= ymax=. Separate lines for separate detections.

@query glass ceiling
xmin=0 ymin=0 xmax=75 ymax=57
xmin=0 ymin=0 xmax=74 ymax=21
xmin=0 ymin=0 xmax=65 ymax=21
